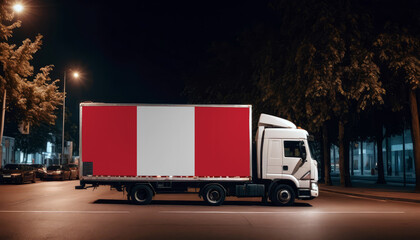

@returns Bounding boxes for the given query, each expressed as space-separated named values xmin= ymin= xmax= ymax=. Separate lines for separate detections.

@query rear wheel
xmin=271 ymin=184 xmax=295 ymax=206
xmin=31 ymin=174 xmax=36 ymax=183
xmin=203 ymin=184 xmax=225 ymax=206
xmin=130 ymin=185 xmax=153 ymax=205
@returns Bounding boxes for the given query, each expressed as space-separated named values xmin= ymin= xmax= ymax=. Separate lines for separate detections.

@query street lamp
xmin=12 ymin=3 xmax=24 ymax=13
xmin=61 ymin=70 xmax=79 ymax=165
xmin=0 ymin=2 xmax=24 ymax=168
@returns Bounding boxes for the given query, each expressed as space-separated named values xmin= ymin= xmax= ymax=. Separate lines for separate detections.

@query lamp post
xmin=61 ymin=70 xmax=79 ymax=165
xmin=0 ymin=3 xmax=24 ymax=169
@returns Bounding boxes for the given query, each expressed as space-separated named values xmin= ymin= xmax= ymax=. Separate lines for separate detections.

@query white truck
xmin=76 ymin=103 xmax=318 ymax=206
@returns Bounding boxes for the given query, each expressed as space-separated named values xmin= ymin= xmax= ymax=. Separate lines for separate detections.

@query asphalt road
xmin=0 ymin=180 xmax=419 ymax=240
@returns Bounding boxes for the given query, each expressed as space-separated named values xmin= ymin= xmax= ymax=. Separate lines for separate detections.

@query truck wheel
xmin=203 ymin=185 xmax=225 ymax=206
xmin=130 ymin=185 xmax=153 ymax=205
xmin=31 ymin=174 xmax=36 ymax=183
xmin=271 ymin=184 xmax=295 ymax=206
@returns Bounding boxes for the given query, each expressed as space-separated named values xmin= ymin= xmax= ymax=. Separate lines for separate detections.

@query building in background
xmin=1 ymin=136 xmax=15 ymax=167
xmin=0 ymin=136 xmax=74 ymax=167
xmin=331 ymin=128 xmax=415 ymax=183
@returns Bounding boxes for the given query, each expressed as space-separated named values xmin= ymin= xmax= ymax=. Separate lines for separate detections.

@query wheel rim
xmin=134 ymin=189 xmax=148 ymax=202
xmin=277 ymin=189 xmax=291 ymax=204
xmin=207 ymin=189 xmax=221 ymax=204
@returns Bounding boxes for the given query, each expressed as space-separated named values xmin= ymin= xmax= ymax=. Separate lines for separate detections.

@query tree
xmin=261 ymin=0 xmax=385 ymax=187
xmin=375 ymin=25 xmax=420 ymax=191
xmin=0 ymin=0 xmax=63 ymax=168
xmin=11 ymin=122 xmax=58 ymax=163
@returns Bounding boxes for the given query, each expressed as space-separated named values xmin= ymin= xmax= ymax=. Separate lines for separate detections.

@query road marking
xmin=0 ymin=210 xmax=130 ymax=214
xmin=160 ymin=211 xmax=405 ymax=214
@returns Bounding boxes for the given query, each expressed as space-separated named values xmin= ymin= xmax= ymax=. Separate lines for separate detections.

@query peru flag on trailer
xmin=81 ymin=104 xmax=251 ymax=178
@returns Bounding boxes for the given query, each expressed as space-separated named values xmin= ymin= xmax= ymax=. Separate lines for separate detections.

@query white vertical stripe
xmin=137 ymin=106 xmax=195 ymax=176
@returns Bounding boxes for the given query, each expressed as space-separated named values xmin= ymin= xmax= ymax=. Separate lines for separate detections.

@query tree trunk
xmin=338 ymin=120 xmax=351 ymax=187
xmin=409 ymin=88 xmax=420 ymax=192
xmin=344 ymin=134 xmax=351 ymax=187
xmin=376 ymin=118 xmax=386 ymax=184
xmin=319 ymin=139 xmax=325 ymax=183
xmin=0 ymin=90 xmax=6 ymax=169
xmin=323 ymin=122 xmax=332 ymax=185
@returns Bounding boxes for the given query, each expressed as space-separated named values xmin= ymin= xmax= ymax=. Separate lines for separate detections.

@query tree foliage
xmin=0 ymin=0 xmax=63 ymax=166
xmin=374 ymin=14 xmax=420 ymax=191
xmin=0 ymin=0 xmax=62 ymax=127
xmin=183 ymin=0 xmax=420 ymax=188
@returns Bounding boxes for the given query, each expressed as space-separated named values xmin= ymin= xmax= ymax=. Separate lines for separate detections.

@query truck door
xmin=282 ymin=140 xmax=305 ymax=175
xmin=267 ymin=139 xmax=283 ymax=174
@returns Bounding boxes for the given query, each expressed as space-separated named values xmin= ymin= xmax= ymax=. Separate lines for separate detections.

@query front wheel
xmin=271 ymin=184 xmax=295 ymax=206
xmin=130 ymin=185 xmax=153 ymax=205
xmin=203 ymin=184 xmax=226 ymax=206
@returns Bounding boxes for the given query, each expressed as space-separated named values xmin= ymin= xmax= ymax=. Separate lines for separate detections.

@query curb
xmin=321 ymin=188 xmax=420 ymax=204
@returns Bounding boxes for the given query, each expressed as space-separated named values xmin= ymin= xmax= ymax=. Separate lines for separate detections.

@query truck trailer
xmin=76 ymin=103 xmax=318 ymax=206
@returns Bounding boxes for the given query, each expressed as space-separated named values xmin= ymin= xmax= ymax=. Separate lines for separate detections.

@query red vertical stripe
xmin=82 ymin=106 xmax=137 ymax=176
xmin=195 ymin=107 xmax=250 ymax=177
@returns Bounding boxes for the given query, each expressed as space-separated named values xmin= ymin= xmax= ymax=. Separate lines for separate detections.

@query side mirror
xmin=299 ymin=141 xmax=307 ymax=161
xmin=301 ymin=151 xmax=307 ymax=161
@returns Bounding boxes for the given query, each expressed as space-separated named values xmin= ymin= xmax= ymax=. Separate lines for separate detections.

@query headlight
xmin=11 ymin=173 xmax=21 ymax=177
xmin=311 ymin=182 xmax=318 ymax=191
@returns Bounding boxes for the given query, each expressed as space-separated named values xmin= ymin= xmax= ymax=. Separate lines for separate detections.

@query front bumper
xmin=43 ymin=174 xmax=63 ymax=180
xmin=35 ymin=172 xmax=46 ymax=178
xmin=0 ymin=175 xmax=22 ymax=183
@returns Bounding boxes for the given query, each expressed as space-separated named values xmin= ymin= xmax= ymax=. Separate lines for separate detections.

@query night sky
xmin=11 ymin=0 xmax=267 ymax=122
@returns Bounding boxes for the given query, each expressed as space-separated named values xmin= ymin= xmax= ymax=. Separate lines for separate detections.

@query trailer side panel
xmin=82 ymin=106 xmax=137 ymax=176
xmin=195 ymin=107 xmax=250 ymax=177
xmin=81 ymin=104 xmax=251 ymax=178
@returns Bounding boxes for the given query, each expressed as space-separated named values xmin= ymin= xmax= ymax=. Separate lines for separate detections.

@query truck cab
xmin=256 ymin=114 xmax=319 ymax=202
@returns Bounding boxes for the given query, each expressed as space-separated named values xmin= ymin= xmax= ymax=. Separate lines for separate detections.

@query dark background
xmin=12 ymin=0 xmax=268 ymax=121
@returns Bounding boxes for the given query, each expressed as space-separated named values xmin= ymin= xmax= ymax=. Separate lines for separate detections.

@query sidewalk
xmin=319 ymin=178 xmax=420 ymax=203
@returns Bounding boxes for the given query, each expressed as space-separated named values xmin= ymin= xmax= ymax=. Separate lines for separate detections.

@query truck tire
xmin=271 ymin=184 xmax=295 ymax=206
xmin=31 ymin=174 xmax=36 ymax=183
xmin=203 ymin=184 xmax=225 ymax=206
xmin=130 ymin=185 xmax=153 ymax=205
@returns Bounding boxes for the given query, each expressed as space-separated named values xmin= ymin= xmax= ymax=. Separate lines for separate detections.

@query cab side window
xmin=284 ymin=141 xmax=304 ymax=158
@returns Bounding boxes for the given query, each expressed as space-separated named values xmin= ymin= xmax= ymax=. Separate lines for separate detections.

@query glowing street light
xmin=61 ymin=70 xmax=81 ymax=165
xmin=13 ymin=3 xmax=24 ymax=13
